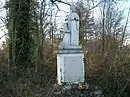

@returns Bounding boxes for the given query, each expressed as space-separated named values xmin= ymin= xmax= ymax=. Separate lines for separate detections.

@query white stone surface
xmin=60 ymin=4 xmax=79 ymax=48
xmin=69 ymin=5 xmax=79 ymax=46
xmin=62 ymin=22 xmax=70 ymax=47
xmin=57 ymin=53 xmax=84 ymax=85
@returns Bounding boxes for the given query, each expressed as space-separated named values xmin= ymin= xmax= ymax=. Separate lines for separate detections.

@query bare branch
xmin=121 ymin=5 xmax=130 ymax=45
xmin=0 ymin=33 xmax=7 ymax=40
xmin=89 ymin=0 xmax=105 ymax=11
xmin=55 ymin=0 xmax=71 ymax=6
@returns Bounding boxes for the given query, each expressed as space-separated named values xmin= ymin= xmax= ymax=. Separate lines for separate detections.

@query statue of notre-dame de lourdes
xmin=59 ymin=5 xmax=80 ymax=49
xmin=57 ymin=4 xmax=85 ymax=85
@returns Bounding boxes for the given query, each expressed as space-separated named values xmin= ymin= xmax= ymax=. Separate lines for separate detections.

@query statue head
xmin=70 ymin=5 xmax=76 ymax=13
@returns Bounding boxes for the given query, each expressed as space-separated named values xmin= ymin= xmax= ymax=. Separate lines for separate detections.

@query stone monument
xmin=57 ymin=5 xmax=85 ymax=85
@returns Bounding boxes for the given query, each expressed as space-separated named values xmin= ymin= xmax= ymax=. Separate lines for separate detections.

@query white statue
xmin=57 ymin=4 xmax=84 ymax=85
xmin=60 ymin=5 xmax=79 ymax=48
xmin=69 ymin=5 xmax=79 ymax=46
xmin=59 ymin=16 xmax=71 ymax=48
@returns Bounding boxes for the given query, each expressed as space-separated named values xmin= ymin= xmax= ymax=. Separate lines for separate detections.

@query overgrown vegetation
xmin=0 ymin=0 xmax=130 ymax=97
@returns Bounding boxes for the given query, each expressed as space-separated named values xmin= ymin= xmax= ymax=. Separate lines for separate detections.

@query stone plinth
xmin=57 ymin=47 xmax=85 ymax=85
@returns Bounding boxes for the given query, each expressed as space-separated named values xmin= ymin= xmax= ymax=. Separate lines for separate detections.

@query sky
xmin=0 ymin=0 xmax=130 ymax=45
xmin=0 ymin=0 xmax=6 ymax=45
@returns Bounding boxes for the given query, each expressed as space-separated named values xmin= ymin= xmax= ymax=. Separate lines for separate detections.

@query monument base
xmin=57 ymin=49 xmax=85 ymax=85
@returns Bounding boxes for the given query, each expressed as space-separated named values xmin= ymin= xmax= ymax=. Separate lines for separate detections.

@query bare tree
xmin=76 ymin=1 xmax=95 ymax=48
xmin=121 ymin=6 xmax=130 ymax=46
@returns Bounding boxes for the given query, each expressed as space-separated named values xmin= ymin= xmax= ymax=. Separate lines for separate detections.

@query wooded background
xmin=0 ymin=0 xmax=130 ymax=97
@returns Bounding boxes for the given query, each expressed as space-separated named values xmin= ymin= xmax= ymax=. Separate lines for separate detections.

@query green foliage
xmin=14 ymin=0 xmax=32 ymax=69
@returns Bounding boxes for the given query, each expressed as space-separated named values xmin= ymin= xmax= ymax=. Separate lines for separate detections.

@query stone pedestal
xmin=57 ymin=47 xmax=85 ymax=85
